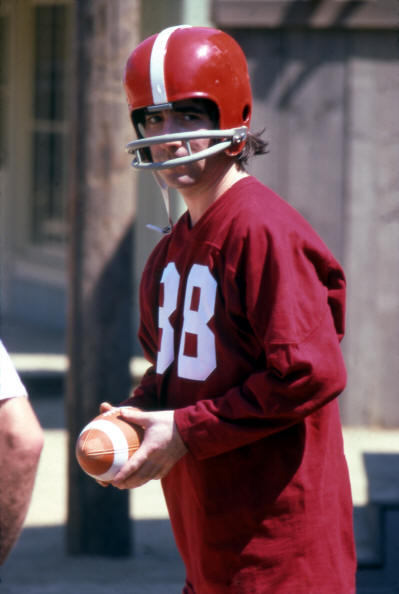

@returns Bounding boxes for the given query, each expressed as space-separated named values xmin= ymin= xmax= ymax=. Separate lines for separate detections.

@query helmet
xmin=123 ymin=25 xmax=252 ymax=170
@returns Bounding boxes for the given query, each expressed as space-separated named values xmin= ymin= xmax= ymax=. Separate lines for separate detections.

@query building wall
xmin=2 ymin=0 xmax=398 ymax=426
xmin=213 ymin=0 xmax=399 ymax=426
xmin=0 ymin=0 xmax=212 ymax=339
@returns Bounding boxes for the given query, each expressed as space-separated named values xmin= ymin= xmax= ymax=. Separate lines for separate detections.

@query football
xmin=75 ymin=408 xmax=144 ymax=482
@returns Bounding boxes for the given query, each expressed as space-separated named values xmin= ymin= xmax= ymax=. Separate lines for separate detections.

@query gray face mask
xmin=125 ymin=124 xmax=248 ymax=235
xmin=126 ymin=126 xmax=248 ymax=171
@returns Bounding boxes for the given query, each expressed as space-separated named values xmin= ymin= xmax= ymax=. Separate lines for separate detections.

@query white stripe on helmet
xmin=150 ymin=25 xmax=192 ymax=105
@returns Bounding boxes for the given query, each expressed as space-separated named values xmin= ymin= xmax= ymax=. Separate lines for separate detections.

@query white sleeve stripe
xmin=0 ymin=340 xmax=28 ymax=400
xmin=150 ymin=25 xmax=192 ymax=105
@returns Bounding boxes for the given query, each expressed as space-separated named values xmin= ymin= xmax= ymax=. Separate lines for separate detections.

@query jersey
xmin=0 ymin=340 xmax=27 ymax=401
xmin=126 ymin=177 xmax=356 ymax=593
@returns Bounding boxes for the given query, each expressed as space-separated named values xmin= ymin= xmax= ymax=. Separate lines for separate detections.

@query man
xmin=102 ymin=26 xmax=356 ymax=593
xmin=0 ymin=340 xmax=43 ymax=564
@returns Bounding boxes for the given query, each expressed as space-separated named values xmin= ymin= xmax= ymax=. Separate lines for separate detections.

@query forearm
xmin=175 ymin=309 xmax=346 ymax=460
xmin=0 ymin=450 xmax=41 ymax=564
xmin=0 ymin=398 xmax=43 ymax=564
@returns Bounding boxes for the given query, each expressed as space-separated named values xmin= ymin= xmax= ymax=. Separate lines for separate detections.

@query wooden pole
xmin=66 ymin=0 xmax=139 ymax=556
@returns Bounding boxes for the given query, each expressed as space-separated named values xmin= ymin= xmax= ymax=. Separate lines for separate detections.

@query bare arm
xmin=0 ymin=397 xmax=44 ymax=564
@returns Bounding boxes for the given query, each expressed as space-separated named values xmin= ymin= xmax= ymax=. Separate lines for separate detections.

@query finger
xmin=112 ymin=459 xmax=163 ymax=489
xmin=111 ymin=434 xmax=167 ymax=486
xmin=112 ymin=475 xmax=151 ymax=490
xmin=100 ymin=402 xmax=114 ymax=413
xmin=118 ymin=406 xmax=148 ymax=427
xmin=112 ymin=446 xmax=148 ymax=483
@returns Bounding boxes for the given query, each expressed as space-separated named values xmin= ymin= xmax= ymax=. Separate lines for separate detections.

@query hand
xmin=95 ymin=402 xmax=146 ymax=488
xmin=104 ymin=406 xmax=187 ymax=490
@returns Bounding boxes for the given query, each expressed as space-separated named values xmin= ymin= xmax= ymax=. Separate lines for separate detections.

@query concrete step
xmin=343 ymin=428 xmax=399 ymax=586
xmin=356 ymin=506 xmax=399 ymax=592
xmin=354 ymin=504 xmax=382 ymax=567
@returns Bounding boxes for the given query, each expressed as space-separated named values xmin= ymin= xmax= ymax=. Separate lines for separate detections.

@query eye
xmin=144 ymin=113 xmax=163 ymax=127
xmin=176 ymin=110 xmax=211 ymax=128
xmin=182 ymin=112 xmax=201 ymax=121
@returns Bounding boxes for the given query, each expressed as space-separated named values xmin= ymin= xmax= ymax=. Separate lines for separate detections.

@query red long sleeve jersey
xmin=128 ymin=177 xmax=356 ymax=593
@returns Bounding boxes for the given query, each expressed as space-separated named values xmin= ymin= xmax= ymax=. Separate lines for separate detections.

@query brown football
xmin=75 ymin=408 xmax=144 ymax=482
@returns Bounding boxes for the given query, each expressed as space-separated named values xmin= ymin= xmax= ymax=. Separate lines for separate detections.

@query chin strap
xmin=145 ymin=173 xmax=173 ymax=234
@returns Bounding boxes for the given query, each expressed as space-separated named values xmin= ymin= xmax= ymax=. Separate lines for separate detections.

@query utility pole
xmin=66 ymin=0 xmax=139 ymax=556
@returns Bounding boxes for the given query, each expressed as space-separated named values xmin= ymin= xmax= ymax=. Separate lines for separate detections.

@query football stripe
xmin=150 ymin=25 xmax=191 ymax=105
xmin=79 ymin=419 xmax=129 ymax=481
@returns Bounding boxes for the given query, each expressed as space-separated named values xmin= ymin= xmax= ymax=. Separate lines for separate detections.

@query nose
xmin=159 ymin=113 xmax=192 ymax=154
xmin=161 ymin=113 xmax=184 ymax=138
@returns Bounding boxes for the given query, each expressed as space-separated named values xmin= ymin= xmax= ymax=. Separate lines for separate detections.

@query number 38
xmin=156 ymin=262 xmax=217 ymax=381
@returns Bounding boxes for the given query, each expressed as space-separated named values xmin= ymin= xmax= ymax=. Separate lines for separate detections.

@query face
xmin=141 ymin=100 xmax=217 ymax=189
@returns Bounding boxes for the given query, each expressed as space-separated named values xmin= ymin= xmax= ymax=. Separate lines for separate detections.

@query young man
xmin=0 ymin=340 xmax=43 ymax=564
xmin=104 ymin=26 xmax=356 ymax=593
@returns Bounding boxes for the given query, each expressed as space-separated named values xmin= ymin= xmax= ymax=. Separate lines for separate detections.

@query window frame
xmin=9 ymin=0 xmax=72 ymax=285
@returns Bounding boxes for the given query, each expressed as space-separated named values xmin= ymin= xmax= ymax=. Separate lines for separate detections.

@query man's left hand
xmin=107 ymin=407 xmax=188 ymax=490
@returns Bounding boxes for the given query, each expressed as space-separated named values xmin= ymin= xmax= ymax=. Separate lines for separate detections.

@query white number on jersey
xmin=156 ymin=262 xmax=180 ymax=374
xmin=156 ymin=263 xmax=217 ymax=381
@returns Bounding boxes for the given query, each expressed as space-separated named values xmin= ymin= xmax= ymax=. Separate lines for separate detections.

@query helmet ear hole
xmin=242 ymin=104 xmax=251 ymax=125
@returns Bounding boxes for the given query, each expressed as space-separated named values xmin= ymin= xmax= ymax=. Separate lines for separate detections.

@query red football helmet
xmin=124 ymin=25 xmax=252 ymax=170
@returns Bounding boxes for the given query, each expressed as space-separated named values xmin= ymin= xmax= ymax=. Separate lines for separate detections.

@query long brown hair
xmin=236 ymin=129 xmax=269 ymax=170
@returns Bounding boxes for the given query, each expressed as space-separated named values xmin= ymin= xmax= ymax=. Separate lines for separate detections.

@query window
xmin=0 ymin=14 xmax=10 ymax=169
xmin=30 ymin=4 xmax=71 ymax=247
